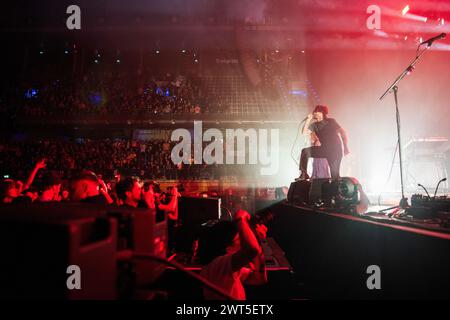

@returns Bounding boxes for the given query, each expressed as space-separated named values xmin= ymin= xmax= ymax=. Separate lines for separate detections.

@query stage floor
xmin=268 ymin=201 xmax=450 ymax=299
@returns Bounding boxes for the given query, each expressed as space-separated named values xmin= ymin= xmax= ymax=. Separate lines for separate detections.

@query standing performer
xmin=298 ymin=105 xmax=349 ymax=181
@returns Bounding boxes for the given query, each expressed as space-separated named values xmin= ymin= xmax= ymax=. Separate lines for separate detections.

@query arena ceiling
xmin=2 ymin=0 xmax=450 ymax=51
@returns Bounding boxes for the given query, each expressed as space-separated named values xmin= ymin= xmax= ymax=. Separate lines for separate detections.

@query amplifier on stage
xmin=405 ymin=136 xmax=449 ymax=191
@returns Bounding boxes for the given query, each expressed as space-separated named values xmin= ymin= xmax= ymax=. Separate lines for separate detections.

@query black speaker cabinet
xmin=287 ymin=180 xmax=311 ymax=205
xmin=309 ymin=178 xmax=332 ymax=205
xmin=178 ymin=196 xmax=221 ymax=226
xmin=0 ymin=203 xmax=117 ymax=299
xmin=288 ymin=178 xmax=334 ymax=206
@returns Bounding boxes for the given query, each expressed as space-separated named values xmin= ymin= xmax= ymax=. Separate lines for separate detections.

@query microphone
xmin=301 ymin=114 xmax=314 ymax=122
xmin=433 ymin=177 xmax=447 ymax=198
xmin=420 ymin=33 xmax=446 ymax=46
xmin=417 ymin=183 xmax=431 ymax=199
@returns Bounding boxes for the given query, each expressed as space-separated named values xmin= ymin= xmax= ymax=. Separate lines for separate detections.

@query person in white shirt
xmin=198 ymin=209 xmax=267 ymax=300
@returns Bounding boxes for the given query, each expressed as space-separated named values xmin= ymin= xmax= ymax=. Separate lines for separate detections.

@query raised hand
xmin=254 ymin=224 xmax=268 ymax=241
xmin=35 ymin=159 xmax=47 ymax=170
xmin=234 ymin=209 xmax=251 ymax=222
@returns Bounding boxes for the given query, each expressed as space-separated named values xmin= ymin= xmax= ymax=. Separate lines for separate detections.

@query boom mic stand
xmin=379 ymin=43 xmax=433 ymax=210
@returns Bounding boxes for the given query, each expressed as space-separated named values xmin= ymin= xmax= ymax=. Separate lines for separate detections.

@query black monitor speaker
xmin=287 ymin=180 xmax=311 ymax=205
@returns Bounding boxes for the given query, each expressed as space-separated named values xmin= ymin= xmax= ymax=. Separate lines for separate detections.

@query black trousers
xmin=300 ymin=146 xmax=342 ymax=180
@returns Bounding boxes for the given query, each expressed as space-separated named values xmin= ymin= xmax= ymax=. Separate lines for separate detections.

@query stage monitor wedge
xmin=287 ymin=180 xmax=311 ymax=205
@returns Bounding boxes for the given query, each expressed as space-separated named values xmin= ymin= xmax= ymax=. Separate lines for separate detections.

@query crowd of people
xmin=2 ymin=71 xmax=207 ymax=118
xmin=0 ymin=66 xmax=274 ymax=300
xmin=0 ymin=159 xmax=268 ymax=300
xmin=0 ymin=140 xmax=270 ymax=300
xmin=0 ymin=137 xmax=263 ymax=182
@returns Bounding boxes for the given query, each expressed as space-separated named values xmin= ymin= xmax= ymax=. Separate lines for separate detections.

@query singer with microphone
xmin=297 ymin=105 xmax=349 ymax=181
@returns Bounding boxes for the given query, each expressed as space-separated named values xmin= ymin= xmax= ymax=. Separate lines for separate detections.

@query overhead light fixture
xmin=402 ymin=5 xmax=410 ymax=16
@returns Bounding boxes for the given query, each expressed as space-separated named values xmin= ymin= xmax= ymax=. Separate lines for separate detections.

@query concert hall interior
xmin=1 ymin=0 xmax=450 ymax=302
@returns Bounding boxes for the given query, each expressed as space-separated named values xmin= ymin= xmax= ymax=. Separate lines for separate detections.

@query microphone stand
xmin=379 ymin=44 xmax=431 ymax=210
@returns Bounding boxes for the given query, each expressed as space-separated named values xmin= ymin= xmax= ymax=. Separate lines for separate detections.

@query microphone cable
xmin=290 ymin=117 xmax=308 ymax=167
